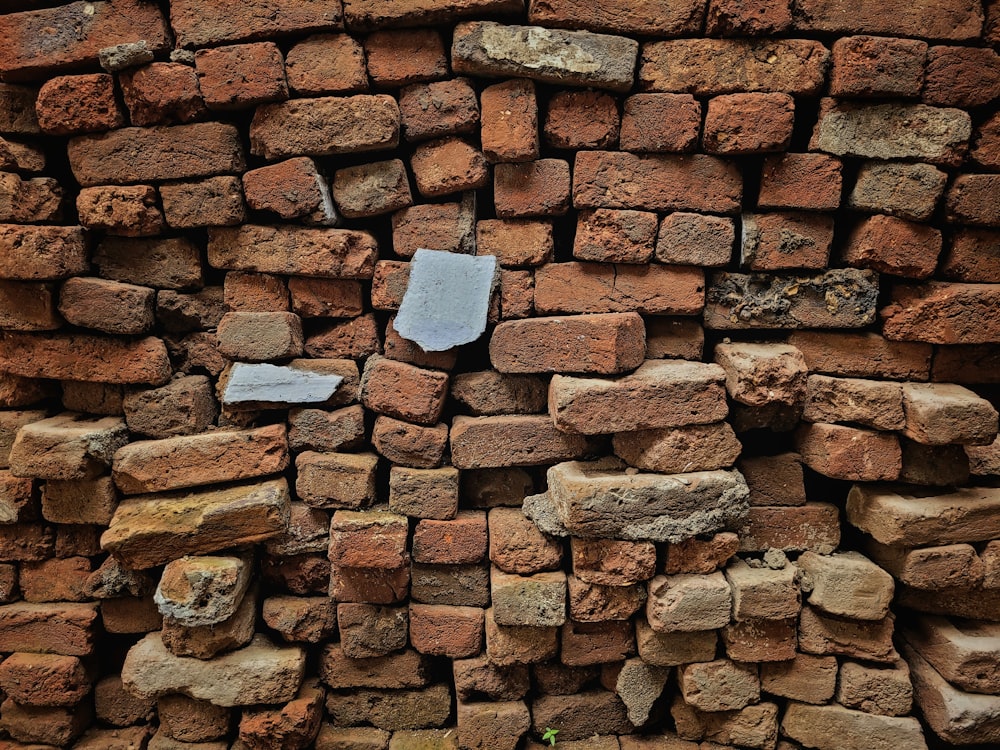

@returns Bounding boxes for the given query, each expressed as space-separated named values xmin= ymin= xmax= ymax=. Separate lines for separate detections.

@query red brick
xmin=394 ymin=201 xmax=475 ymax=258
xmin=640 ymin=38 xmax=829 ymax=95
xmin=76 ymin=185 xmax=163 ymax=237
xmin=568 ymin=539 xmax=655 ymax=586
xmin=385 ymin=317 xmax=460 ymax=371
xmin=971 ymin=112 xmax=1000 ymax=170
xmin=706 ymin=0 xmax=792 ymax=34
xmin=156 ymin=287 xmax=225 ymax=333
xmin=334 ymin=159 xmax=413 ymax=218
xmin=829 ymin=36 xmax=926 ymax=98
xmin=343 ymin=0 xmax=521 ymax=29
xmin=170 ymin=0 xmax=341 ymax=48
xmin=119 ymin=62 xmax=207 ymax=126
xmin=572 ymin=210 xmax=656 ymax=264
xmin=495 ymin=159 xmax=570 ymax=218
xmin=481 ymin=79 xmax=539 ymax=163
xmin=194 ymin=42 xmax=288 ymax=110
xmin=544 ymin=90 xmax=619 ymax=150
xmin=225 ymin=272 xmax=290 ymax=313
xmin=535 ymin=262 xmax=703 ymax=316
xmin=490 ymin=312 xmax=645 ymax=374
xmin=740 ymin=212 xmax=833 ymax=271
xmin=946 ymin=175 xmax=1000 ymax=227
xmin=243 ymin=157 xmax=335 ymax=225
xmin=262 ymin=595 xmax=337 ymax=644
xmin=476 ymin=219 xmax=555 ymax=268
xmin=410 ymin=604 xmax=484 ymax=657
xmin=454 ymin=656 xmax=530 ymax=701
xmin=329 ymin=509 xmax=409 ymax=570
xmin=665 ymin=533 xmax=739 ymax=574
xmin=0 ymin=225 xmax=84 ymax=281
xmin=792 ymin=0 xmax=983 ymax=39
xmin=560 ymin=621 xmax=635 ymax=667
xmin=758 ymin=153 xmax=843 ymax=211
xmin=451 ymin=370 xmax=547 ymax=416
xmin=941 ymin=229 xmax=1000 ymax=282
xmin=263 ymin=553 xmax=330 ymax=596
xmin=619 ymin=94 xmax=700 ymax=154
xmin=35 ymin=74 xmax=122 ymax=135
xmin=399 ymin=78 xmax=480 ymax=142
xmin=361 ymin=356 xmax=449 ymax=426
xmin=0 ymin=333 xmax=171 ymax=385
xmin=528 ymin=0 xmax=703 ymax=35
xmin=411 ymin=137 xmax=489 ymax=198
xmin=902 ymin=382 xmax=998 ymax=446
xmin=450 ymin=415 xmax=600 ymax=469
xmin=568 ymin=577 xmax=644 ymax=622
xmin=289 ymin=278 xmax=362 ymax=317
xmin=925 ymin=46 xmax=1000 ymax=108
xmin=0 ymin=602 xmax=98 ymax=656
xmin=372 ymin=415 xmax=448 ymax=469
xmin=20 ymin=557 xmax=91 ymax=603
xmin=0 ymin=653 xmax=91 ymax=708
xmin=159 ymin=176 xmax=245 ymax=229
xmin=842 ymin=215 xmax=941 ymax=279
xmin=0 ymin=281 xmax=59 ymax=331
xmin=364 ymin=29 xmax=449 ymax=88
xmin=738 ymin=504 xmax=840 ymax=553
xmin=489 ymin=506 xmax=562 ymax=575
xmin=413 ymin=512 xmax=487 ymax=565
xmin=498 ymin=269 xmax=534 ymax=320
xmin=0 ymin=522 xmax=53 ymax=561
xmin=933 ymin=344 xmax=1000 ymax=384
xmin=250 ymin=95 xmax=399 ymax=160
xmin=286 ymin=34 xmax=367 ymax=96
xmin=0 ymin=1 xmax=169 ymax=81
xmin=0 ymin=470 xmax=37 ymax=523
xmin=0 ymin=137 xmax=45 ymax=173
xmin=881 ymin=282 xmax=1000 ymax=344
xmin=574 ymin=151 xmax=741 ymax=214
xmin=0 ymin=697 xmax=91 ymax=745
xmin=69 ymin=123 xmax=244 ymax=187
xmin=0 ymin=172 xmax=63 ymax=224
xmin=372 ymin=261 xmax=410 ymax=310
xmin=788 ymin=330 xmax=931 ymax=380
xmin=796 ymin=423 xmax=901 ymax=481
xmin=210 ymin=225 xmax=377 ymax=279
xmin=704 ymin=93 xmax=794 ymax=154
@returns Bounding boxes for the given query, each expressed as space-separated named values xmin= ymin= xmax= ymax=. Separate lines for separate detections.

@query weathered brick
xmin=544 ymin=90 xmax=619 ymax=150
xmin=646 ymin=572 xmax=731 ymax=633
xmin=811 ymin=99 xmax=971 ymax=166
xmin=941 ymin=229 xmax=1000 ymax=282
xmin=20 ymin=556 xmax=92 ymax=603
xmin=796 ymin=423 xmax=901 ymax=481
xmin=413 ymin=512 xmax=488 ymax=565
xmin=453 ymin=22 xmax=638 ymax=93
xmin=882 ymin=282 xmax=1000 ymax=344
xmin=8 ymin=413 xmax=126 ymax=481
xmin=337 ymin=603 xmax=408 ymax=658
xmin=481 ymin=79 xmax=539 ymax=163
xmin=781 ymin=702 xmax=926 ymax=750
xmin=490 ymin=568 xmax=567 ymax=629
xmin=0 ymin=1 xmax=169 ymax=80
xmin=399 ymin=78 xmax=480 ymax=142
xmin=119 ymin=62 xmax=207 ymax=126
xmin=924 ymin=46 xmax=1000 ymax=108
xmin=494 ymin=158 xmax=570 ymax=217
xmin=849 ymin=162 xmax=946 ymax=222
xmin=0 ymin=280 xmax=58 ymax=331
xmin=159 ymin=176 xmax=246 ymax=229
xmin=365 ymin=28 xmax=449 ymax=88
xmin=330 ymin=564 xmax=410 ymax=604
xmin=946 ymin=174 xmax=1000 ymax=227
xmin=42 ymin=477 xmax=117 ymax=525
xmin=901 ymin=382 xmax=998 ymax=446
xmin=706 ymin=0 xmax=791 ymax=34
xmin=412 ymin=137 xmax=490 ymax=198
xmin=971 ymin=112 xmax=1000 ymax=170
xmin=394 ymin=200 xmax=475 ymax=258
xmin=94 ymin=236 xmax=203 ymax=291
xmin=195 ymin=42 xmax=287 ymax=110
xmin=738 ymin=503 xmax=840 ymax=553
xmin=209 ymin=225 xmax=377 ymax=279
xmin=535 ymin=262 xmax=702 ymax=316
xmin=372 ymin=415 xmax=448 ymax=468
xmin=329 ymin=509 xmax=409 ymax=570
xmin=640 ymin=39 xmax=828 ymax=95
xmin=170 ymin=0 xmax=341 ymax=48
xmin=799 ymin=605 xmax=897 ymax=663
xmin=76 ymin=184 xmax=164 ymax=237
xmin=704 ymin=93 xmax=794 ymax=154
xmin=334 ymin=159 xmax=412 ymax=219
xmin=0 ymin=137 xmax=45 ymax=173
xmin=411 ymin=562 xmax=489 ymax=607
xmin=934 ymin=344 xmax=1000 ymax=384
xmin=35 ymin=73 xmax=122 ymax=135
xmin=574 ymin=151 xmax=741 ymax=214
xmin=410 ymin=604 xmax=484 ymax=658
xmin=285 ymin=34 xmax=367 ymax=96
xmin=760 ymin=653 xmax=838 ymax=705
xmin=217 ymin=311 xmax=303 ymax=361
xmin=343 ymin=0 xmax=522 ymax=30
xmin=0 ymin=83 xmax=40 ymax=134
xmin=0 ymin=602 xmax=98 ymax=655
xmin=0 ymin=224 xmax=86 ymax=281
xmin=758 ymin=153 xmax=842 ymax=211
xmin=725 ymin=557 xmax=800 ymax=621
xmin=789 ymin=330 xmax=930 ymax=380
xmin=389 ymin=466 xmax=458 ymax=520
xmin=740 ymin=212 xmax=833 ymax=270
xmin=531 ymin=691 xmax=633 ymax=741
xmin=561 ymin=620 xmax=635 ymax=666
xmin=68 ymin=123 xmax=245 ymax=187
xmin=665 ymin=532 xmax=739 ymax=574
xmin=803 ymin=374 xmax=904 ymax=430
xmin=295 ymin=451 xmax=378 ymax=510
xmin=250 ymin=95 xmax=399 ymax=160
xmin=830 ymin=36 xmax=926 ymax=98
xmin=842 ymin=215 xmax=941 ymax=280
xmin=680 ymin=659 xmax=760 ymax=712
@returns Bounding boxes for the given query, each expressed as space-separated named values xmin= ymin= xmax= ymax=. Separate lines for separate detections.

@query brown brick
xmin=803 ymin=374 xmax=904 ymax=430
xmin=498 ymin=269 xmax=534 ymax=320
xmin=934 ymin=344 xmax=1000 ymax=384
xmin=0 ymin=137 xmax=45 ymax=173
xmin=59 ymin=381 xmax=123 ymax=416
xmin=365 ymin=29 xmax=449 ymax=88
xmin=740 ymin=212 xmax=833 ymax=270
xmin=722 ymin=617 xmax=798 ymax=662
xmin=156 ymin=287 xmax=224 ymax=333
xmin=209 ymin=225 xmax=377 ymax=279
xmin=941 ymin=229 xmax=1000 ymax=282
xmin=76 ymin=184 xmax=164 ymax=237
xmin=646 ymin=572 xmax=731 ymax=633
xmin=842 ymin=215 xmax=941 ymax=279
xmin=399 ymin=78 xmax=480 ymax=142
xmin=454 ymin=656 xmax=529 ymax=702
xmin=330 ymin=564 xmax=409 ymax=604
xmin=372 ymin=416 xmax=448 ymax=468
xmin=971 ymin=112 xmax=1000 ymax=170
xmin=450 ymin=415 xmax=600 ymax=469
xmin=792 ymin=0 xmax=983 ymax=38
xmin=450 ymin=372 xmax=545 ymax=417
xmin=849 ymin=162 xmax=946 ymax=222
xmin=42 ymin=476 xmax=117 ymax=525
xmin=0 ymin=225 xmax=86 ymax=281
xmin=946 ymin=174 xmax=1000 ymax=227
xmin=925 ymin=46 xmax=1000 ymax=108
xmin=789 ymin=330 xmax=931 ymax=380
xmin=59 ymin=277 xmax=156 ymax=336
xmin=295 ymin=451 xmax=378 ymax=510
xmin=119 ymin=62 xmax=206 ymax=126
xmin=286 ymin=34 xmax=367 ymax=96
xmin=529 ymin=0 xmax=704 ymax=35
xmin=329 ymin=509 xmax=409 ymax=570
xmin=159 ymin=176 xmax=246 ymax=229
xmin=799 ymin=606 xmax=897 ymax=663
xmin=249 ymin=95 xmax=399 ymax=160
xmin=242 ymin=157 xmax=336 ymax=225
xmin=655 ymin=212 xmax=734 ymax=267
xmin=490 ymin=312 xmax=645 ymax=374
xmin=544 ymin=90 xmax=619 ymax=150
xmin=0 ymin=173 xmax=62 ymax=224
xmin=561 ymin=621 xmax=635 ymax=667
xmin=568 ymin=576 xmax=644 ymax=622
xmin=393 ymin=200 xmax=476 ymax=258
xmin=0 ymin=652 xmax=91 ymax=708
xmin=900 ymin=440 xmax=971 ymax=486
xmin=0 ymin=522 xmax=54 ymax=562
xmin=830 ymin=36 xmax=926 ymax=98
xmin=334 ymin=159 xmax=412 ymax=220
xmin=704 ymin=93 xmax=794 ymax=154
xmin=9 ymin=412 xmax=127 ymax=481
xmin=489 ymin=506 xmax=562 ymax=575
xmin=572 ymin=210 xmax=656 ymax=264
xmin=216 ymin=311 xmax=303 ymax=361
xmin=760 ymin=653 xmax=837 ymax=704
xmin=338 ymin=603 xmax=408 ymax=658
xmin=0 ymin=602 xmax=98 ymax=656
xmin=0 ymin=469 xmax=38 ymax=523
xmin=738 ymin=504 xmax=840 ymax=553
xmin=68 ymin=123 xmax=244 ymax=187
xmin=531 ymin=691 xmax=633 ymax=741
xmin=882 ymin=282 xmax=1000 ymax=344
xmin=411 ymin=563 xmax=489 ymax=607
xmin=413 ymin=512 xmax=487 ymax=565
xmin=222 ymin=272 xmax=287 ymax=314
xmin=411 ymin=137 xmax=489 ymax=198
xmin=156 ymin=694 xmax=228 ymax=741
xmin=495 ymin=159 xmax=570 ymax=218
xmin=0 ymin=1 xmax=169 ymax=81
xmin=619 ymin=94 xmax=700 ymax=154
xmin=0 ymin=281 xmax=59 ymax=331
xmin=571 ymin=538 xmax=656 ymax=586
xmin=0 ymin=83 xmax=39 ymax=134
xmin=389 ymin=466 xmax=459 ymax=520
xmin=94 ymin=236 xmax=203 ymax=291
xmin=410 ymin=604 xmax=484 ymax=658
xmin=796 ymin=423 xmax=901 ymax=481
xmin=665 ymin=532 xmax=739 ymax=574
xmin=0 ymin=697 xmax=92 ymax=745
xmin=481 ymin=79 xmax=539 ymax=163
xmin=641 ymin=38 xmax=828 ymax=95
xmin=643 ymin=319 xmax=703 ymax=361
xmin=902 ymin=382 xmax=998 ymax=446
xmin=758 ymin=153 xmax=843 ymax=211
xmin=262 ymin=595 xmax=337 ymax=645
xmin=169 ymin=0 xmax=341 ymax=48
xmin=325 ymin=684 xmax=451 ymax=731
xmin=575 ymin=151 xmax=741 ymax=214
xmin=35 ymin=73 xmax=122 ymax=135
xmin=680 ymin=659 xmax=760 ymax=712
xmin=535 ymin=262 xmax=702 ymax=316
xmin=20 ymin=556 xmax=91 ymax=603
xmin=706 ymin=0 xmax=791 ymax=34
xmin=287 ymin=278 xmax=361 ymax=318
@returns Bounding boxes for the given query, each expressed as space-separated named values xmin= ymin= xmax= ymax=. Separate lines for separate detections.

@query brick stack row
xmin=1 ymin=0 xmax=1000 ymax=748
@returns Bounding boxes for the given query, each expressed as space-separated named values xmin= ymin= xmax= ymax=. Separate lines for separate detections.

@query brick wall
xmin=1 ymin=0 xmax=999 ymax=747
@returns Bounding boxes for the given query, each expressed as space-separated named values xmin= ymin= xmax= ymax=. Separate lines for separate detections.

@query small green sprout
xmin=542 ymin=727 xmax=559 ymax=746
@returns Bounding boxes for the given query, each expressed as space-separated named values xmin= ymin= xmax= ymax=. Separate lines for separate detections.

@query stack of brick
xmin=0 ymin=0 xmax=999 ymax=747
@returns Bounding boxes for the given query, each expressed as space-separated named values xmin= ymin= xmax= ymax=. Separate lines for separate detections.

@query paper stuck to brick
xmin=395 ymin=248 xmax=499 ymax=352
